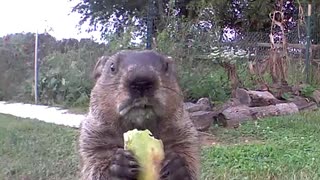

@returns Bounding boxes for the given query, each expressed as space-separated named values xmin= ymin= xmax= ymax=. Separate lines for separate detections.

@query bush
xmin=154 ymin=18 xmax=243 ymax=103
xmin=178 ymin=65 xmax=231 ymax=103
xmin=38 ymin=48 xmax=101 ymax=107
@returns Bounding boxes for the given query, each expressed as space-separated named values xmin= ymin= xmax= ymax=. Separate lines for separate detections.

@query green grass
xmin=201 ymin=110 xmax=320 ymax=180
xmin=1 ymin=110 xmax=320 ymax=180
xmin=0 ymin=114 xmax=79 ymax=180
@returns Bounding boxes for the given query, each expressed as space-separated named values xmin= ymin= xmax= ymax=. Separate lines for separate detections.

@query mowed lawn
xmin=202 ymin=109 xmax=320 ymax=180
xmin=0 ymin=114 xmax=80 ymax=180
xmin=1 ymin=110 xmax=320 ymax=180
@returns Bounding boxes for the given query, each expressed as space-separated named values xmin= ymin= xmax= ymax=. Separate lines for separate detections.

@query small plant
xmin=178 ymin=66 xmax=230 ymax=103
xmin=301 ymin=84 xmax=316 ymax=98
xmin=281 ymin=92 xmax=293 ymax=100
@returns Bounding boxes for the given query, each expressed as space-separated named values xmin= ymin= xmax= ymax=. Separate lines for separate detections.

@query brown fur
xmin=78 ymin=50 xmax=200 ymax=180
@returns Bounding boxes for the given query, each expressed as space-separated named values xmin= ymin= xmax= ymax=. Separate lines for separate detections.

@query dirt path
xmin=198 ymin=132 xmax=218 ymax=147
xmin=0 ymin=101 xmax=84 ymax=128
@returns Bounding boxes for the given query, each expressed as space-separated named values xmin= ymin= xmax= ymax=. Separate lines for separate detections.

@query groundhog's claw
xmin=109 ymin=148 xmax=140 ymax=180
xmin=160 ymin=152 xmax=192 ymax=180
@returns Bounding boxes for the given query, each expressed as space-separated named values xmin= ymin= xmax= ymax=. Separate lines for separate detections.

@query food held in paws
xmin=124 ymin=129 xmax=165 ymax=180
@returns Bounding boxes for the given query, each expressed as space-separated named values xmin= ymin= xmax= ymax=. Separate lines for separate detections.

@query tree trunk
xmin=217 ymin=103 xmax=299 ymax=127
xmin=288 ymin=96 xmax=318 ymax=111
xmin=235 ymin=88 xmax=283 ymax=107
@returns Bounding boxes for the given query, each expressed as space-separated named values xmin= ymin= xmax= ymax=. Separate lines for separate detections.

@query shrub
xmin=38 ymin=49 xmax=100 ymax=107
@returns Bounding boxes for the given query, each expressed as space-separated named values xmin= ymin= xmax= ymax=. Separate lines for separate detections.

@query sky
xmin=0 ymin=0 xmax=102 ymax=42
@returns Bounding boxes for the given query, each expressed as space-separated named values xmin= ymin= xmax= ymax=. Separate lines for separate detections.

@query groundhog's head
xmin=90 ymin=50 xmax=183 ymax=133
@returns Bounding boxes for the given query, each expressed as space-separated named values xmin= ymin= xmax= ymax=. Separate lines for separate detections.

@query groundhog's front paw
xmin=160 ymin=152 xmax=192 ymax=180
xmin=109 ymin=148 xmax=140 ymax=180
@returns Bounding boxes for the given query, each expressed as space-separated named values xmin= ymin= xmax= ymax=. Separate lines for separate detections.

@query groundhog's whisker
xmin=160 ymin=86 xmax=184 ymax=97
xmin=100 ymin=82 xmax=121 ymax=87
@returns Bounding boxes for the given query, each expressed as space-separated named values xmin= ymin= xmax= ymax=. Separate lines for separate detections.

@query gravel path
xmin=0 ymin=101 xmax=84 ymax=128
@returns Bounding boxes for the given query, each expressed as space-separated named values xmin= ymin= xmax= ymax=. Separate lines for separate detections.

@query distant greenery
xmin=1 ymin=29 xmax=320 ymax=108
xmin=0 ymin=33 xmax=109 ymax=107
xmin=1 ymin=1 xmax=320 ymax=107
xmin=1 ymin=109 xmax=320 ymax=179
xmin=0 ymin=31 xmax=240 ymax=107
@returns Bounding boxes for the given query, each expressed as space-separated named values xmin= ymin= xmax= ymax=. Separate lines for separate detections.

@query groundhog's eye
xmin=110 ymin=62 xmax=116 ymax=73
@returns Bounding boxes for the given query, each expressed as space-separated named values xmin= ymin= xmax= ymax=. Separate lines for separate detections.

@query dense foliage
xmin=0 ymin=31 xmax=234 ymax=106
xmin=0 ymin=0 xmax=319 ymax=107
xmin=71 ymin=0 xmax=320 ymax=43
xmin=0 ymin=33 xmax=109 ymax=107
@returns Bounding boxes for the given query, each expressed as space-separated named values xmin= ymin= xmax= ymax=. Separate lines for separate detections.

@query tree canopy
xmin=71 ymin=0 xmax=319 ymax=43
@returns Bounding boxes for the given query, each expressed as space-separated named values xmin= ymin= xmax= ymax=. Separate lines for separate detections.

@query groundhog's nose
xmin=129 ymin=76 xmax=156 ymax=97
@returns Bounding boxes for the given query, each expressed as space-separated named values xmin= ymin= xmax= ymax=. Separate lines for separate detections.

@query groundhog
xmin=78 ymin=49 xmax=200 ymax=180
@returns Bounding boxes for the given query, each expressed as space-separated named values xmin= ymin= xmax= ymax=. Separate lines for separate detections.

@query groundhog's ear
xmin=164 ymin=55 xmax=178 ymax=76
xmin=92 ymin=56 xmax=109 ymax=81
xmin=166 ymin=56 xmax=174 ymax=63
xmin=165 ymin=56 xmax=176 ymax=68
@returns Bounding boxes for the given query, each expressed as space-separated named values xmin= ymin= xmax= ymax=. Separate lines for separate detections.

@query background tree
xmin=71 ymin=0 xmax=318 ymax=42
